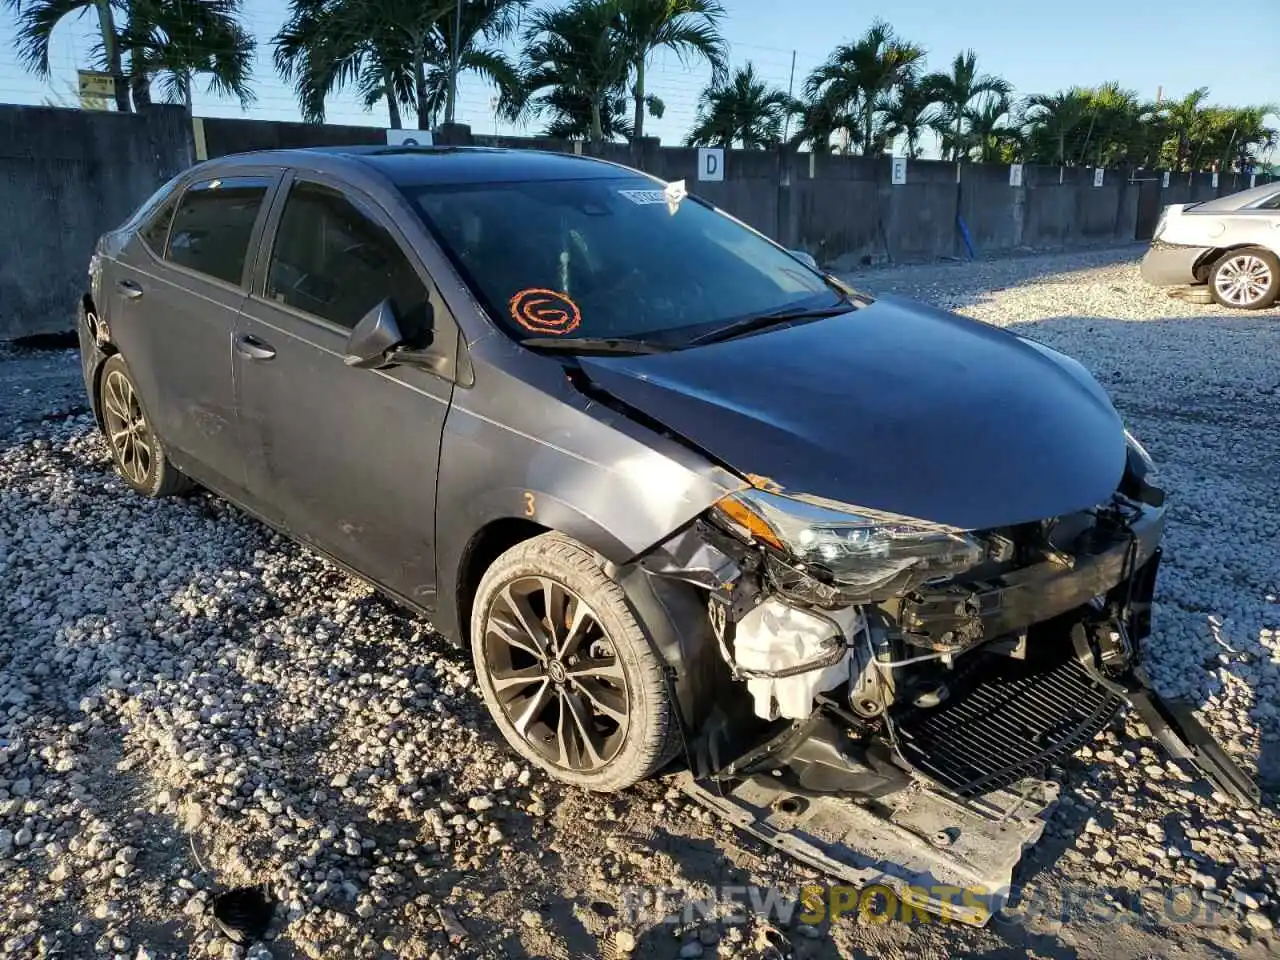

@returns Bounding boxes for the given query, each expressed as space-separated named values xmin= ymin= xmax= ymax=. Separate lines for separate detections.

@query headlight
xmin=713 ymin=489 xmax=984 ymax=599
xmin=1124 ymin=428 xmax=1157 ymax=479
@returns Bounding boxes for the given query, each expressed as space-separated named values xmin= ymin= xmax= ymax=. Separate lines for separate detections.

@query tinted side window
xmin=267 ymin=181 xmax=430 ymax=335
xmin=139 ymin=195 xmax=177 ymax=254
xmin=165 ymin=177 xmax=270 ymax=285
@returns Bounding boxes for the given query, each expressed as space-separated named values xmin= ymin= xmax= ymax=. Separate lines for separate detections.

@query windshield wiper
xmin=687 ymin=301 xmax=857 ymax=346
xmin=520 ymin=336 xmax=671 ymax=355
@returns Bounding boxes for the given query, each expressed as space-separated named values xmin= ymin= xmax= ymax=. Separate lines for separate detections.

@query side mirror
xmin=789 ymin=249 xmax=819 ymax=270
xmin=343 ymin=299 xmax=403 ymax=369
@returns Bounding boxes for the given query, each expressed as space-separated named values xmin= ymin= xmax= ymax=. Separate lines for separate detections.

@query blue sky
xmin=1 ymin=0 xmax=1275 ymax=154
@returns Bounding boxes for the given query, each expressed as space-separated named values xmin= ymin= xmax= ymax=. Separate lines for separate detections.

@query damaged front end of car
xmin=636 ymin=437 xmax=1259 ymax=926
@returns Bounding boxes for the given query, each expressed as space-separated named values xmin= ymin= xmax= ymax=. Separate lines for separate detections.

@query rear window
xmin=401 ymin=176 xmax=836 ymax=343
xmin=1255 ymin=191 xmax=1280 ymax=210
xmin=165 ymin=176 xmax=271 ymax=286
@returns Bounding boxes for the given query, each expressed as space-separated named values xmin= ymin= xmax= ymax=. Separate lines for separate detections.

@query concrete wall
xmin=0 ymin=104 xmax=193 ymax=339
xmin=2 ymin=109 xmax=1275 ymax=338
xmin=198 ymin=117 xmax=385 ymax=158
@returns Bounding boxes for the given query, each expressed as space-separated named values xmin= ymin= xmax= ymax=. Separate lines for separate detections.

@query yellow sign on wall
xmin=77 ymin=70 xmax=116 ymax=100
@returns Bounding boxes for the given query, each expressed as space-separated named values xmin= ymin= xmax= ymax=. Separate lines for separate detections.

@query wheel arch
xmin=452 ymin=514 xmax=719 ymax=740
xmin=452 ymin=516 xmax=551 ymax=652
xmin=82 ymin=293 xmax=119 ymax=433
xmin=1193 ymin=243 xmax=1278 ymax=282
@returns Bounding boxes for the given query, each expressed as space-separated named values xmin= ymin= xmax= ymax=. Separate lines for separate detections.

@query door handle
xmin=235 ymin=334 xmax=276 ymax=361
xmin=117 ymin=279 xmax=144 ymax=299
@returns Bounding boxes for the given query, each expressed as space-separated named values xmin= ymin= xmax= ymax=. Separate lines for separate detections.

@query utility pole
xmin=446 ymin=0 xmax=464 ymax=125
xmin=782 ymin=50 xmax=797 ymax=143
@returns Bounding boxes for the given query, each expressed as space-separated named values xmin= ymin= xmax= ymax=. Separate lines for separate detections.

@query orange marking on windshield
xmin=510 ymin=288 xmax=582 ymax=335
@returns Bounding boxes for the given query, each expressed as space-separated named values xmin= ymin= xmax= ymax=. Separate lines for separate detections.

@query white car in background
xmin=1140 ymin=181 xmax=1280 ymax=309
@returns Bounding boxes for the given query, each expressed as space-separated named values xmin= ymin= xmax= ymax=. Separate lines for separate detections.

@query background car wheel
xmin=97 ymin=355 xmax=192 ymax=497
xmin=470 ymin=532 xmax=683 ymax=792
xmin=1209 ymin=248 xmax=1279 ymax=310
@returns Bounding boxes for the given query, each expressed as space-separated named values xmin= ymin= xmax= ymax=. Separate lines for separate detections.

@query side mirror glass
xmin=343 ymin=299 xmax=403 ymax=368
xmin=789 ymin=249 xmax=819 ymax=270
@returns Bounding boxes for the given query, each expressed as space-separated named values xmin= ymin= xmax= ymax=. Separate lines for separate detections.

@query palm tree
xmin=685 ymin=62 xmax=793 ymax=149
xmin=802 ymin=19 xmax=924 ymax=157
xmin=924 ymin=50 xmax=1010 ymax=162
xmin=964 ymin=91 xmax=1017 ymax=162
xmin=1214 ymin=105 xmax=1278 ymax=172
xmin=541 ymin=88 xmax=637 ymax=140
xmin=613 ymin=0 xmax=726 ymax=144
xmin=1164 ymin=86 xmax=1211 ymax=171
xmin=519 ymin=0 xmax=633 ymax=143
xmin=1022 ymin=88 xmax=1091 ymax=165
xmin=6 ymin=0 xmax=254 ymax=113
xmin=274 ymin=0 xmax=457 ymax=130
xmin=1076 ymin=82 xmax=1148 ymax=167
xmin=789 ymin=93 xmax=856 ymax=154
xmin=6 ymin=0 xmax=132 ymax=111
xmin=274 ymin=0 xmax=396 ymax=125
xmin=877 ymin=72 xmax=942 ymax=158
xmin=427 ymin=0 xmax=524 ymax=128
xmin=123 ymin=0 xmax=255 ymax=113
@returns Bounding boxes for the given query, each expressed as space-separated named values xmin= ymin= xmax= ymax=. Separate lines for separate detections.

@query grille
xmin=893 ymin=651 xmax=1125 ymax=798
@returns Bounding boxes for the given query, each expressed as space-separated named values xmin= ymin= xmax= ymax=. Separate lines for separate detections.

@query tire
xmin=470 ymin=532 xmax=683 ymax=792
xmin=97 ymin=354 xmax=193 ymax=497
xmin=1208 ymin=247 xmax=1279 ymax=310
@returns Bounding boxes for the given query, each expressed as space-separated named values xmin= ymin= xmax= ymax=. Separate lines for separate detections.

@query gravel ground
xmin=2 ymin=247 xmax=1279 ymax=960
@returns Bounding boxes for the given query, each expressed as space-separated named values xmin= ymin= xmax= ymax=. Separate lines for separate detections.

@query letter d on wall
xmin=698 ymin=147 xmax=724 ymax=182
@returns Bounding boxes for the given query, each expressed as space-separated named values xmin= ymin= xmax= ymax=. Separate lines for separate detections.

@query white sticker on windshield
xmin=664 ymin=179 xmax=688 ymax=216
xmin=618 ymin=189 xmax=668 ymax=205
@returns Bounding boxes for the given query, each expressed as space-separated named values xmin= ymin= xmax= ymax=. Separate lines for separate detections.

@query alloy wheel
xmin=482 ymin=577 xmax=630 ymax=772
xmin=1214 ymin=254 xmax=1272 ymax=307
xmin=101 ymin=369 xmax=152 ymax=486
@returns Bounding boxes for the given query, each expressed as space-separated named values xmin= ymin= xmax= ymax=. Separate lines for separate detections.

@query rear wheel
xmin=470 ymin=532 xmax=682 ymax=792
xmin=97 ymin=355 xmax=192 ymax=497
xmin=1208 ymin=248 xmax=1279 ymax=310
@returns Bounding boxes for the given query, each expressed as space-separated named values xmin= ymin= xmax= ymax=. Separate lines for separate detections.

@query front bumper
xmin=1140 ymin=240 xmax=1212 ymax=286
xmin=664 ymin=495 xmax=1259 ymax=927
xmin=900 ymin=500 xmax=1165 ymax=651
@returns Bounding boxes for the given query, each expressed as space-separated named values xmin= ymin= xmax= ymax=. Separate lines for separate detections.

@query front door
xmin=111 ymin=173 xmax=277 ymax=492
xmin=233 ymin=175 xmax=456 ymax=608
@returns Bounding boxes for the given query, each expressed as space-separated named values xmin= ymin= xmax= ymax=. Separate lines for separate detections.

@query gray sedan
xmin=1140 ymin=181 xmax=1280 ymax=309
xmin=76 ymin=146 xmax=1255 ymax=921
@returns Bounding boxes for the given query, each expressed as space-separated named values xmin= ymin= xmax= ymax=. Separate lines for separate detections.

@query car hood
xmin=578 ymin=295 xmax=1127 ymax=530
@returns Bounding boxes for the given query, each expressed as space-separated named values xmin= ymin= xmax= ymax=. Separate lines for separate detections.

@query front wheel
xmin=1209 ymin=248 xmax=1279 ymax=310
xmin=470 ymin=533 xmax=683 ymax=792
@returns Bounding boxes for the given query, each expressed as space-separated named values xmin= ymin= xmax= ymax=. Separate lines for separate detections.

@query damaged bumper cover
xmin=898 ymin=498 xmax=1166 ymax=651
xmin=643 ymin=491 xmax=1259 ymax=927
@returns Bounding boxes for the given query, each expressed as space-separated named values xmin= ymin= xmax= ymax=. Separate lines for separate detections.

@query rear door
xmin=233 ymin=171 xmax=459 ymax=608
xmin=109 ymin=170 xmax=279 ymax=493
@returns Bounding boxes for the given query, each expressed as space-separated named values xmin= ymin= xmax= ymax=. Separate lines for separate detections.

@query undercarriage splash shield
xmin=893 ymin=651 xmax=1126 ymax=798
xmin=673 ymin=771 xmax=1058 ymax=926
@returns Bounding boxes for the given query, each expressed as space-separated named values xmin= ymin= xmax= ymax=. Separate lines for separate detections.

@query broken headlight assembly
xmin=1124 ymin=428 xmax=1156 ymax=478
xmin=1121 ymin=428 xmax=1165 ymax=507
xmin=713 ymin=489 xmax=984 ymax=601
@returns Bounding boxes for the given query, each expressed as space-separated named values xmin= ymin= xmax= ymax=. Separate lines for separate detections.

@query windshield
xmin=401 ymin=176 xmax=845 ymax=345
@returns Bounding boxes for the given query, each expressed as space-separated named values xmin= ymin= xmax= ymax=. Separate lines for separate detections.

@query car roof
xmin=202 ymin=145 xmax=648 ymax=186
xmin=1190 ymin=181 xmax=1280 ymax=211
